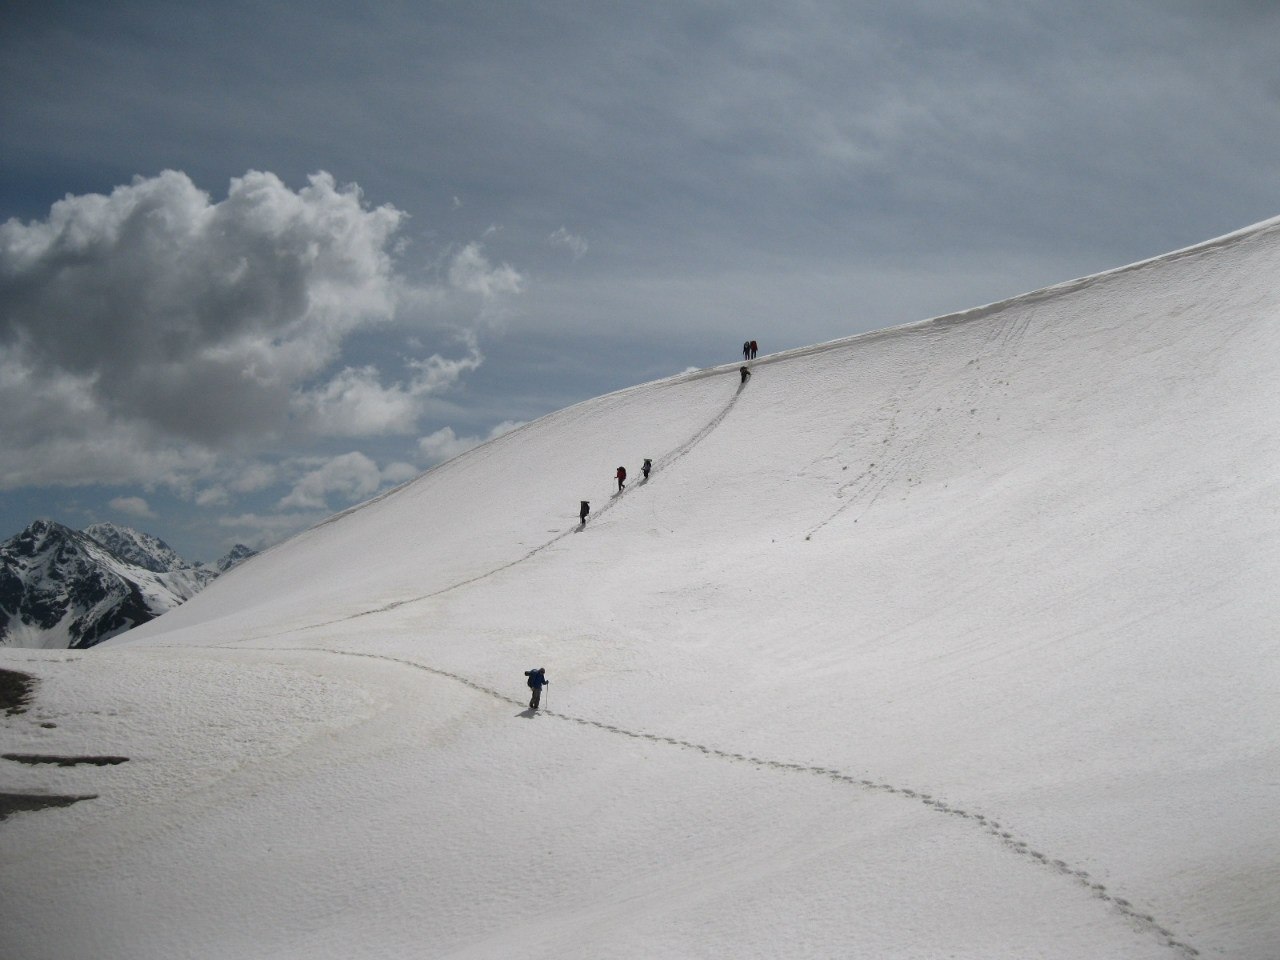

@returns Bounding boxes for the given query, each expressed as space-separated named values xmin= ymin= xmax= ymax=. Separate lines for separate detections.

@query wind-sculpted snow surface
xmin=5 ymin=217 xmax=1280 ymax=959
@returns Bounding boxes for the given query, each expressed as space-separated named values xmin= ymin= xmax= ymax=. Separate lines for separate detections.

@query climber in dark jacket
xmin=524 ymin=667 xmax=548 ymax=709
xmin=580 ymin=500 xmax=590 ymax=525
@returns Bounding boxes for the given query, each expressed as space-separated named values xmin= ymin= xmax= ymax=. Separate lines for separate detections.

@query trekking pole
xmin=543 ymin=682 xmax=549 ymax=712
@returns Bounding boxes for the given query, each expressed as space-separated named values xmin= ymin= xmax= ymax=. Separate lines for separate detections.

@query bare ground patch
xmin=0 ymin=668 xmax=35 ymax=715
xmin=4 ymin=753 xmax=128 ymax=766
xmin=0 ymin=792 xmax=98 ymax=820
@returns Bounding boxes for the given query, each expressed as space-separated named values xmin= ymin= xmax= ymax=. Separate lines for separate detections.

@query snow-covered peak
xmin=83 ymin=522 xmax=190 ymax=573
xmin=0 ymin=521 xmax=231 ymax=648
xmin=210 ymin=543 xmax=255 ymax=573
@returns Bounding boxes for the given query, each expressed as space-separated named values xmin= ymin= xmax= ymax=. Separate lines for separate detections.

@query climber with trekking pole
xmin=524 ymin=666 xmax=548 ymax=710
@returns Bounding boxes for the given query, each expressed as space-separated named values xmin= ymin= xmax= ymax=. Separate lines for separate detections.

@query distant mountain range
xmin=0 ymin=520 xmax=254 ymax=649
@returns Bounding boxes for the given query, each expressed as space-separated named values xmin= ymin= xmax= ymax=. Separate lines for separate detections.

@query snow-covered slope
xmin=3 ymin=218 xmax=1278 ymax=959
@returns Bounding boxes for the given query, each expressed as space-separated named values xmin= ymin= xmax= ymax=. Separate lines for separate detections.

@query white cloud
xmin=447 ymin=242 xmax=523 ymax=298
xmin=417 ymin=427 xmax=477 ymax=464
xmin=548 ymin=227 xmax=588 ymax=261
xmin=195 ymin=487 xmax=230 ymax=508
xmin=418 ymin=419 xmax=526 ymax=465
xmin=1 ymin=170 xmax=404 ymax=412
xmin=0 ymin=348 xmax=221 ymax=489
xmin=277 ymin=451 xmax=397 ymax=511
xmin=109 ymin=496 xmax=154 ymax=518
xmin=0 ymin=169 xmax=401 ymax=456
xmin=381 ymin=461 xmax=420 ymax=485
xmin=405 ymin=343 xmax=485 ymax=395
xmin=0 ymin=170 xmax=520 ymax=501
xmin=295 ymin=365 xmax=424 ymax=436
xmin=228 ymin=462 xmax=281 ymax=494
xmin=195 ymin=461 xmax=279 ymax=507
xmin=294 ymin=341 xmax=485 ymax=437
xmin=487 ymin=420 xmax=524 ymax=440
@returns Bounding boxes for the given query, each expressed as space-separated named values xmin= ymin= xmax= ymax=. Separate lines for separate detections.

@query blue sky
xmin=3 ymin=0 xmax=1279 ymax=562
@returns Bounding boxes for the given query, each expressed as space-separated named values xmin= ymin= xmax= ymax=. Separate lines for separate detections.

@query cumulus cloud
xmin=199 ymin=450 xmax=420 ymax=546
xmin=296 ymin=365 xmax=427 ymax=437
xmin=1 ymin=170 xmax=402 ymax=435
xmin=194 ymin=460 xmax=282 ymax=508
xmin=291 ymin=340 xmax=486 ymax=436
xmin=0 ymin=352 xmax=221 ymax=490
xmin=195 ymin=487 xmax=230 ymax=508
xmin=109 ymin=496 xmax=154 ymax=518
xmin=418 ymin=419 xmax=525 ymax=465
xmin=407 ymin=342 xmax=487 ymax=394
xmin=548 ymin=227 xmax=588 ymax=261
xmin=447 ymin=242 xmax=523 ymax=298
xmin=0 ymin=170 xmax=523 ymax=499
xmin=277 ymin=451 xmax=402 ymax=510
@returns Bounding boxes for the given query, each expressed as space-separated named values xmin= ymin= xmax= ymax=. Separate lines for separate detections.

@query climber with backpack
xmin=524 ymin=667 xmax=548 ymax=710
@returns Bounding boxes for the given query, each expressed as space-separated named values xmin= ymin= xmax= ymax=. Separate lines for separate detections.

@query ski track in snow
xmin=207 ymin=641 xmax=1199 ymax=960
xmin=257 ymin=377 xmax=750 ymax=637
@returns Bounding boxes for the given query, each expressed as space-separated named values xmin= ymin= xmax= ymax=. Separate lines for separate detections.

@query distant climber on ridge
xmin=749 ymin=339 xmax=758 ymax=359
xmin=642 ymin=458 xmax=652 ymax=480
xmin=616 ymin=465 xmax=626 ymax=492
xmin=742 ymin=340 xmax=751 ymax=360
xmin=580 ymin=500 xmax=590 ymax=525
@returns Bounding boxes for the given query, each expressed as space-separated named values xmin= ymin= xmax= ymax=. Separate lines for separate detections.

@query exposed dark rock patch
xmin=0 ymin=792 xmax=97 ymax=820
xmin=0 ymin=669 xmax=35 ymax=715
xmin=4 ymin=753 xmax=128 ymax=767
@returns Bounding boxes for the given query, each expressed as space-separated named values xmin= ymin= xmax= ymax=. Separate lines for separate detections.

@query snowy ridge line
xmin=758 ymin=213 xmax=1280 ymax=378
xmin=217 ymin=642 xmax=1199 ymax=959
xmin=252 ymin=378 xmax=749 ymax=640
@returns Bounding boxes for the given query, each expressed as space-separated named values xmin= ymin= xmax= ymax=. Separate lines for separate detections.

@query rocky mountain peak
xmin=83 ymin=522 xmax=189 ymax=574
xmin=1 ymin=521 xmax=255 ymax=649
